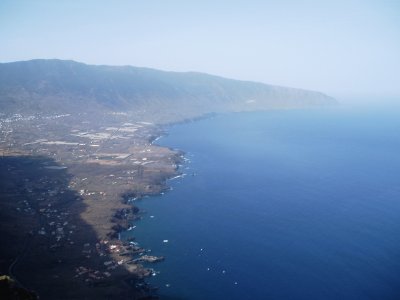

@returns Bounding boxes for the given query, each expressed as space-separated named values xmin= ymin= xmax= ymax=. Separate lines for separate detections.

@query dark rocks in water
xmin=111 ymin=223 xmax=129 ymax=232
xmin=121 ymin=192 xmax=138 ymax=204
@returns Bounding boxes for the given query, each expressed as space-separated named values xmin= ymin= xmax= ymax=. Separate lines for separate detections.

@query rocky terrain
xmin=0 ymin=112 xmax=180 ymax=299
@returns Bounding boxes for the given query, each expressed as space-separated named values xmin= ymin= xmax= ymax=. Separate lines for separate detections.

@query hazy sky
xmin=1 ymin=0 xmax=399 ymax=99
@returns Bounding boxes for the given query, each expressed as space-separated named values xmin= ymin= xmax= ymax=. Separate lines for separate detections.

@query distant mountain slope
xmin=0 ymin=59 xmax=336 ymax=122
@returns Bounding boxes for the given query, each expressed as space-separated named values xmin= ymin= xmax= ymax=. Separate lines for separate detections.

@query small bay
xmin=129 ymin=105 xmax=400 ymax=300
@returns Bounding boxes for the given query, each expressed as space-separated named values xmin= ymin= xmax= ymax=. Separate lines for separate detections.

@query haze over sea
xmin=129 ymin=103 xmax=400 ymax=300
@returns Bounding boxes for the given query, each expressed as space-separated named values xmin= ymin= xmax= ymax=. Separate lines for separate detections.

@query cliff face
xmin=0 ymin=59 xmax=336 ymax=122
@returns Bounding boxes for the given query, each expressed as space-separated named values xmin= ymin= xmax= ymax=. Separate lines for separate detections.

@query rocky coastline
xmin=0 ymin=112 xmax=184 ymax=299
xmin=0 ymin=60 xmax=336 ymax=299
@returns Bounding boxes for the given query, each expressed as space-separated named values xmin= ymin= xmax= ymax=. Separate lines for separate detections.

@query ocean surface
xmin=127 ymin=105 xmax=400 ymax=300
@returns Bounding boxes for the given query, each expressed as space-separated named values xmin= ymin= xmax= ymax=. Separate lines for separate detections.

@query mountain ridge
xmin=0 ymin=59 xmax=336 ymax=123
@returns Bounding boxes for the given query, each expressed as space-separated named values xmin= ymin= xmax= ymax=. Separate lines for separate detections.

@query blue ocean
xmin=129 ymin=105 xmax=400 ymax=300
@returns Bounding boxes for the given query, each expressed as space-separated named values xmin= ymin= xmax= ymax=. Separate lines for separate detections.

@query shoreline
xmin=0 ymin=112 xmax=187 ymax=299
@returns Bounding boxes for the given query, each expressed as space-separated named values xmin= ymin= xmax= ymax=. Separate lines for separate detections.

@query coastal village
xmin=0 ymin=112 xmax=182 ymax=299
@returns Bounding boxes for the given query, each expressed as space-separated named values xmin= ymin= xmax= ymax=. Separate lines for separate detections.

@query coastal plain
xmin=0 ymin=112 xmax=181 ymax=299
